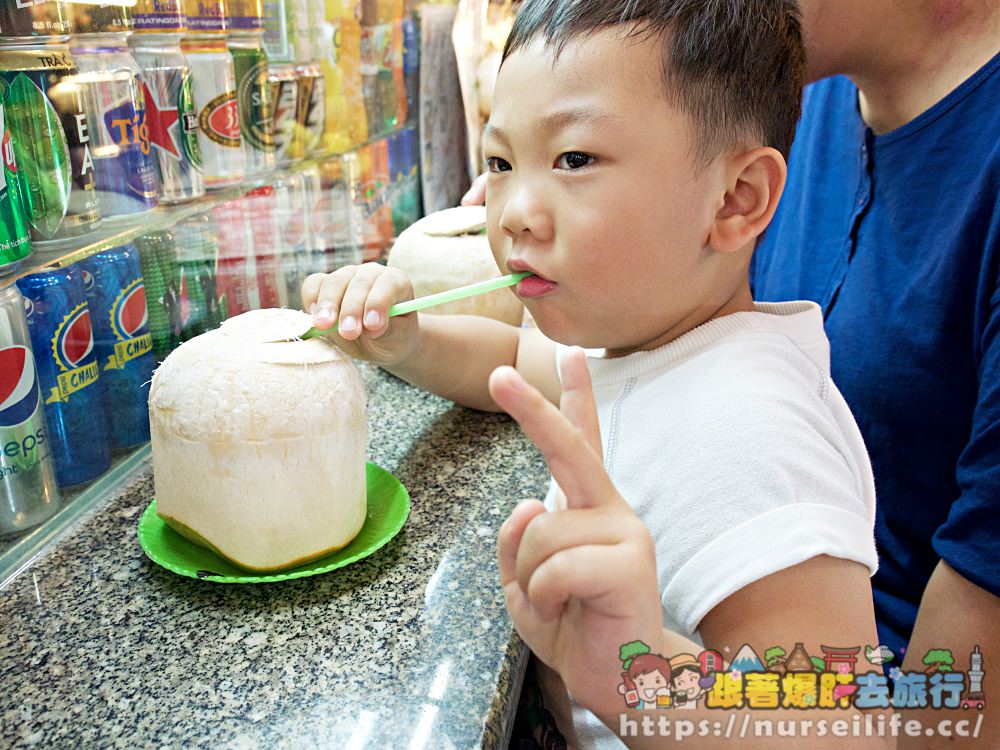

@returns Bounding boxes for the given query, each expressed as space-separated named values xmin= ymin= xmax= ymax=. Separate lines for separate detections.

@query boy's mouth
xmin=507 ymin=259 xmax=557 ymax=298
xmin=516 ymin=275 xmax=558 ymax=299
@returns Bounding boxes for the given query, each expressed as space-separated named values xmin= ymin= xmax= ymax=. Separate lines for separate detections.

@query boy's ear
xmin=708 ymin=147 xmax=787 ymax=254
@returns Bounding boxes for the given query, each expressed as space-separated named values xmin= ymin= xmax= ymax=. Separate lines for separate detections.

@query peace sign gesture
xmin=488 ymin=348 xmax=665 ymax=717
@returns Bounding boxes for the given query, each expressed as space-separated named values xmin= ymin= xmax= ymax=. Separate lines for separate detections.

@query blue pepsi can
xmin=16 ymin=266 xmax=111 ymax=488
xmin=78 ymin=244 xmax=155 ymax=451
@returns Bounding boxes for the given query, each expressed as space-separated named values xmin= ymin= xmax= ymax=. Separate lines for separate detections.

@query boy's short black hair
xmin=502 ymin=0 xmax=805 ymax=162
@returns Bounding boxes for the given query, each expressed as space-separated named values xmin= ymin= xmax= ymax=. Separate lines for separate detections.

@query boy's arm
xmin=386 ymin=317 xmax=559 ymax=412
xmin=302 ymin=265 xmax=560 ymax=411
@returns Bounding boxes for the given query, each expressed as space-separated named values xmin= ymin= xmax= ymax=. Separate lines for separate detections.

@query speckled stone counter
xmin=0 ymin=363 xmax=549 ymax=749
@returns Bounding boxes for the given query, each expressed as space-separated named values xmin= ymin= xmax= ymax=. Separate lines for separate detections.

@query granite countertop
xmin=0 ymin=363 xmax=549 ymax=749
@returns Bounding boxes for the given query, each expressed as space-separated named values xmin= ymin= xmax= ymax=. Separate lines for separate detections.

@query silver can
xmin=130 ymin=35 xmax=206 ymax=203
xmin=0 ymin=283 xmax=61 ymax=538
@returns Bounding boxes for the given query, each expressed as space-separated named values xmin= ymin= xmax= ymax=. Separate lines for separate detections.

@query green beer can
xmin=229 ymin=35 xmax=276 ymax=175
xmin=0 ymin=100 xmax=33 ymax=275
xmin=0 ymin=44 xmax=102 ymax=248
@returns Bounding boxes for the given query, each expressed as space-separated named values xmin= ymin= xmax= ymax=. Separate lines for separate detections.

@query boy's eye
xmin=486 ymin=156 xmax=511 ymax=172
xmin=556 ymin=151 xmax=594 ymax=170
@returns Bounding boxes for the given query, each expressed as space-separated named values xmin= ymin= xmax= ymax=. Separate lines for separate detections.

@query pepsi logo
xmin=82 ymin=269 xmax=95 ymax=291
xmin=115 ymin=282 xmax=148 ymax=338
xmin=59 ymin=306 xmax=94 ymax=369
xmin=0 ymin=346 xmax=40 ymax=427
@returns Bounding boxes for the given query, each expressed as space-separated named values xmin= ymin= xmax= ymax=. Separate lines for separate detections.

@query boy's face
xmin=484 ymin=28 xmax=737 ymax=354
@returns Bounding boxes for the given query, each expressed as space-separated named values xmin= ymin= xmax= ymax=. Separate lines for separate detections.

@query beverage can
xmin=267 ymin=61 xmax=297 ymax=165
xmin=135 ymin=229 xmax=181 ymax=358
xmin=388 ymin=127 xmax=420 ymax=235
xmin=15 ymin=266 xmax=111 ymax=488
xmin=229 ymin=35 xmax=276 ymax=175
xmin=132 ymin=0 xmax=187 ymax=34
xmin=211 ymin=198 xmax=254 ymax=315
xmin=289 ymin=61 xmax=324 ymax=158
xmin=170 ymin=211 xmax=226 ymax=338
xmin=0 ymin=0 xmax=68 ymax=41
xmin=241 ymin=186 xmax=287 ymax=308
xmin=227 ymin=0 xmax=264 ymax=33
xmin=63 ymin=1 xmax=133 ymax=35
xmin=181 ymin=37 xmax=245 ymax=188
xmin=0 ymin=44 xmax=102 ymax=248
xmin=261 ymin=0 xmax=292 ymax=62
xmin=401 ymin=12 xmax=417 ymax=122
xmin=130 ymin=36 xmax=205 ymax=203
xmin=0 ymin=100 xmax=33 ymax=276
xmin=71 ymin=38 xmax=161 ymax=221
xmin=271 ymin=170 xmax=310 ymax=302
xmin=77 ymin=244 xmax=155 ymax=451
xmin=316 ymin=154 xmax=362 ymax=269
xmin=0 ymin=283 xmax=61 ymax=538
xmin=182 ymin=0 xmax=226 ymax=34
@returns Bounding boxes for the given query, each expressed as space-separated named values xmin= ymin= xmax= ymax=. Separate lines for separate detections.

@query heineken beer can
xmin=0 ymin=283 xmax=61 ymax=538
xmin=0 ymin=101 xmax=33 ymax=276
xmin=130 ymin=37 xmax=205 ymax=203
xmin=229 ymin=34 xmax=276 ymax=175
xmin=0 ymin=44 xmax=102 ymax=248
xmin=181 ymin=38 xmax=245 ymax=188
xmin=0 ymin=0 xmax=68 ymax=41
xmin=71 ymin=38 xmax=162 ymax=221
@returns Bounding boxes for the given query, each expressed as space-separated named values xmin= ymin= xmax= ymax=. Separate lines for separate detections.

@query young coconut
xmin=387 ymin=205 xmax=525 ymax=325
xmin=149 ymin=308 xmax=367 ymax=572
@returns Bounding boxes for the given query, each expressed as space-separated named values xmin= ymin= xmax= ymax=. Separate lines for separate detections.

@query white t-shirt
xmin=539 ymin=301 xmax=878 ymax=748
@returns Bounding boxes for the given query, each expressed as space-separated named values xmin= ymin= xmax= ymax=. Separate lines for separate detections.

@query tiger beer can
xmin=77 ymin=244 xmax=155 ymax=451
xmin=181 ymin=37 xmax=245 ymax=188
xmin=130 ymin=36 xmax=206 ymax=203
xmin=70 ymin=38 xmax=162 ymax=221
xmin=15 ymin=266 xmax=111 ymax=488
xmin=0 ymin=283 xmax=61 ymax=538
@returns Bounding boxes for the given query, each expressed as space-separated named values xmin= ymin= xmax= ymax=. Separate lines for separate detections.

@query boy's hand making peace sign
xmin=488 ymin=348 xmax=665 ymax=717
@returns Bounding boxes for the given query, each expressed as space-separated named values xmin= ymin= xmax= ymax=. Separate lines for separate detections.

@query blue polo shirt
xmin=751 ymin=54 xmax=1000 ymax=652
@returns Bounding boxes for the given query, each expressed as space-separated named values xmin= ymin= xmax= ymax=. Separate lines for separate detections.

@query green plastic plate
xmin=137 ymin=462 xmax=409 ymax=584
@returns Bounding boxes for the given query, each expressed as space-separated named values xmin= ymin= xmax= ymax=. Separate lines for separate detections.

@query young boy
xmin=303 ymin=1 xmax=884 ymax=746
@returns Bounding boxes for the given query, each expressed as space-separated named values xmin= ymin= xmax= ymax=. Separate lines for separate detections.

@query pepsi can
xmin=16 ymin=266 xmax=111 ymax=487
xmin=78 ymin=245 xmax=155 ymax=451
xmin=0 ymin=283 xmax=61 ymax=538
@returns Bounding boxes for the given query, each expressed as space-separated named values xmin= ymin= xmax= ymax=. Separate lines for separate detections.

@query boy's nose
xmin=498 ymin=180 xmax=554 ymax=243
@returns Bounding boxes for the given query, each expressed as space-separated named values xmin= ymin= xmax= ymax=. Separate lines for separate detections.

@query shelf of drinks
xmin=0 ymin=125 xmax=423 ymax=288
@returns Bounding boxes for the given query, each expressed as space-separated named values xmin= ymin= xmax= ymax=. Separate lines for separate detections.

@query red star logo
xmin=142 ymin=80 xmax=181 ymax=158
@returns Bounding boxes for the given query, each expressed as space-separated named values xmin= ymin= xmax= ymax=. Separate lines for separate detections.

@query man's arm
xmin=897 ymin=560 xmax=1000 ymax=748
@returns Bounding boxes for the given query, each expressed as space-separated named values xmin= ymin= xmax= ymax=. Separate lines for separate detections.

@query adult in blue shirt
xmin=752 ymin=2 xmax=999 ymax=744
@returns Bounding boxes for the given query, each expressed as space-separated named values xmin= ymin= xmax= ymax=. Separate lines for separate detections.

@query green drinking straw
xmin=300 ymin=271 xmax=533 ymax=340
